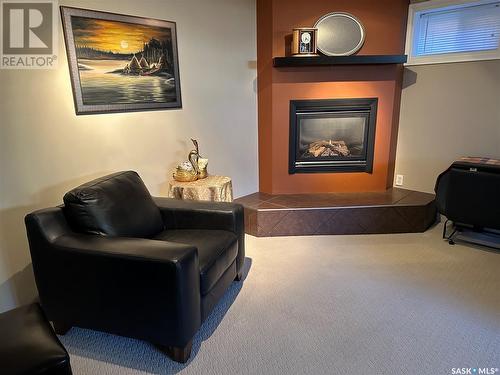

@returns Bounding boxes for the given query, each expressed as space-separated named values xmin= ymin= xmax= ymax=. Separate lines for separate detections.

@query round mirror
xmin=314 ymin=12 xmax=365 ymax=56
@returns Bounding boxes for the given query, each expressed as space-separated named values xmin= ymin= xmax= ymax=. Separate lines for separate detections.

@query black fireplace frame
xmin=289 ymin=98 xmax=378 ymax=174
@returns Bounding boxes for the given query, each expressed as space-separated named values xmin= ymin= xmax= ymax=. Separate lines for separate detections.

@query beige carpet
xmin=60 ymin=223 xmax=500 ymax=375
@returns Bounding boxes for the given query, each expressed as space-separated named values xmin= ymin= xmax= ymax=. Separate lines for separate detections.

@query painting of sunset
xmin=61 ymin=7 xmax=181 ymax=114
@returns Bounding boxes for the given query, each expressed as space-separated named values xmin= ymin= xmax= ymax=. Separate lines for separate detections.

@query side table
xmin=168 ymin=175 xmax=233 ymax=202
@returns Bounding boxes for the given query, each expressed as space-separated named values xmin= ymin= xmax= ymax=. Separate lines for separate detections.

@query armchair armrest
xmin=153 ymin=197 xmax=243 ymax=231
xmin=153 ymin=197 xmax=245 ymax=274
xmin=25 ymin=208 xmax=201 ymax=347
xmin=53 ymin=234 xmax=196 ymax=263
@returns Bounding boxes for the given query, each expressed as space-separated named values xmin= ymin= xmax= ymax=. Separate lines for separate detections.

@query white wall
xmin=0 ymin=0 xmax=258 ymax=312
xmin=395 ymin=60 xmax=500 ymax=193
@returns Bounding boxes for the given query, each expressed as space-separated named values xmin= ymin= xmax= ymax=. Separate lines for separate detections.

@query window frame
xmin=405 ymin=0 xmax=500 ymax=66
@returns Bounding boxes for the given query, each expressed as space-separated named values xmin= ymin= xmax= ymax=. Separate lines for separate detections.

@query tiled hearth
xmin=235 ymin=188 xmax=437 ymax=237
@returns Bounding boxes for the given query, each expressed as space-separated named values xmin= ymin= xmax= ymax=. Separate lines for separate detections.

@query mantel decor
xmin=314 ymin=12 xmax=365 ymax=56
xmin=61 ymin=7 xmax=182 ymax=115
xmin=291 ymin=28 xmax=318 ymax=56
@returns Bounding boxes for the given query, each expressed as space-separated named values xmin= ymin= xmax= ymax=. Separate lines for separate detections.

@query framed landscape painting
xmin=60 ymin=7 xmax=182 ymax=115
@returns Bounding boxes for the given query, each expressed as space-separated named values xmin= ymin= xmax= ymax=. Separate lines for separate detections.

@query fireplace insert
xmin=289 ymin=98 xmax=377 ymax=174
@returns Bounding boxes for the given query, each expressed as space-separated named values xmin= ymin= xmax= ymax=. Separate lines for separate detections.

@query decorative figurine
xmin=173 ymin=139 xmax=209 ymax=182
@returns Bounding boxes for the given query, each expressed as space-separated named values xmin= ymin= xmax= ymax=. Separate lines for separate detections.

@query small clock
xmin=292 ymin=28 xmax=318 ymax=56
xmin=301 ymin=32 xmax=311 ymax=45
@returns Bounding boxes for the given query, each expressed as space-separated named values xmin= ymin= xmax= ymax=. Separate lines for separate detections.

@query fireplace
xmin=289 ymin=98 xmax=378 ymax=174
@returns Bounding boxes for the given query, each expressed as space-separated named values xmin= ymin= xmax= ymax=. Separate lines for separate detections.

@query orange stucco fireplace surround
xmin=234 ymin=0 xmax=437 ymax=236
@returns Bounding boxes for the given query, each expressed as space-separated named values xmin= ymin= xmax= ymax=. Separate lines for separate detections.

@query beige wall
xmin=395 ymin=60 xmax=500 ymax=193
xmin=0 ymin=0 xmax=257 ymax=312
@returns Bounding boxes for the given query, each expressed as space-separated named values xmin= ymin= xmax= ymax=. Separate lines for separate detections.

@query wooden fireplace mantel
xmin=273 ymin=55 xmax=407 ymax=67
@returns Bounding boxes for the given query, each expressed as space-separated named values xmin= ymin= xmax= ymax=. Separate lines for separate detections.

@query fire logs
xmin=304 ymin=140 xmax=350 ymax=158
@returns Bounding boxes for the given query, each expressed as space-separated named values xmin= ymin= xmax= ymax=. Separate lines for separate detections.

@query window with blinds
xmin=406 ymin=0 xmax=500 ymax=65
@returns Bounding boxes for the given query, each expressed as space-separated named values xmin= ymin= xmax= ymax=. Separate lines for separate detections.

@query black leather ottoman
xmin=0 ymin=303 xmax=72 ymax=375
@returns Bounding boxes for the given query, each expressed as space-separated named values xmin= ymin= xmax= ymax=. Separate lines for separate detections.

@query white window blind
xmin=412 ymin=1 xmax=500 ymax=57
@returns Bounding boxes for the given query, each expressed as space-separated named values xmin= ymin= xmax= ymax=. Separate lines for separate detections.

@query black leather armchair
xmin=25 ymin=171 xmax=245 ymax=363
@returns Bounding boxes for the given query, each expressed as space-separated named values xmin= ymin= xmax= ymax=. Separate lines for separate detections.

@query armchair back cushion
xmin=63 ymin=171 xmax=164 ymax=237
